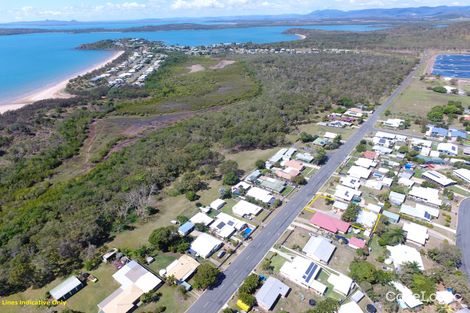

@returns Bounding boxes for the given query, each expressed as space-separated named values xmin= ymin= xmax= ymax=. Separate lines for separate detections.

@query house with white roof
xmin=97 ymin=261 xmax=162 ymax=313
xmin=327 ymin=273 xmax=353 ymax=296
xmin=437 ymin=142 xmax=459 ymax=156
xmin=356 ymin=209 xmax=378 ymax=228
xmin=231 ymin=181 xmax=251 ymax=194
xmin=387 ymin=244 xmax=424 ymax=270
xmin=50 ymin=276 xmax=84 ymax=301
xmin=246 ymin=187 xmax=275 ymax=205
xmin=355 ymin=157 xmax=377 ymax=169
xmin=411 ymin=138 xmax=432 ymax=148
xmin=422 ymin=170 xmax=455 ymax=187
xmin=340 ymin=176 xmax=362 ymax=189
xmin=190 ymin=212 xmax=214 ymax=226
xmin=389 ymin=191 xmax=406 ymax=206
xmin=210 ymin=212 xmax=246 ymax=239
xmin=255 ymin=277 xmax=290 ymax=311
xmin=373 ymin=145 xmax=393 ymax=154
xmin=210 ymin=199 xmax=226 ymax=210
xmin=409 ymin=186 xmax=442 ymax=207
xmin=366 ymin=203 xmax=382 ymax=213
xmin=365 ymin=179 xmax=383 ymax=190
xmin=333 ymin=200 xmax=349 ymax=211
xmin=398 ymin=177 xmax=415 ymax=188
xmin=348 ymin=165 xmax=371 ymax=179
xmin=403 ymin=222 xmax=429 ymax=246
xmin=454 ymin=168 xmax=470 ymax=183
xmin=400 ymin=203 xmax=439 ymax=221
xmin=334 ymin=185 xmax=362 ymax=202
xmin=392 ymin=281 xmax=423 ymax=309
xmin=339 ymin=301 xmax=364 ymax=313
xmin=302 ymin=236 xmax=336 ymax=264
xmin=232 ymin=200 xmax=263 ymax=217
xmin=280 ymin=256 xmax=327 ymax=295
xmin=189 ymin=233 xmax=222 ymax=258
xmin=383 ymin=118 xmax=404 ymax=129
xmin=375 ymin=131 xmax=397 ymax=140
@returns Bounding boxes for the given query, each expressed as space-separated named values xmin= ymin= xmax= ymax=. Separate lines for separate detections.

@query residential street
xmin=186 ymin=56 xmax=422 ymax=313
xmin=457 ymin=198 xmax=470 ymax=281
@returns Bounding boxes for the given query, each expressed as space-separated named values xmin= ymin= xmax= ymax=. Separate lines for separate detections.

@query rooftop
xmin=49 ymin=276 xmax=83 ymax=301
xmin=165 ymin=255 xmax=200 ymax=282
xmin=387 ymin=244 xmax=424 ymax=270
xmin=310 ymin=211 xmax=351 ymax=234
xmin=255 ymin=277 xmax=290 ymax=311
xmin=302 ymin=236 xmax=336 ymax=263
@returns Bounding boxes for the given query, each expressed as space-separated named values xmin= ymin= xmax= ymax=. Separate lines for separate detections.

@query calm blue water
xmin=433 ymin=54 xmax=470 ymax=79
xmin=0 ymin=24 xmax=384 ymax=105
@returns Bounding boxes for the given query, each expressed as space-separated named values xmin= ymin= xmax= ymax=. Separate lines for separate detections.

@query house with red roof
xmin=363 ymin=151 xmax=377 ymax=160
xmin=284 ymin=159 xmax=305 ymax=171
xmin=349 ymin=237 xmax=366 ymax=250
xmin=310 ymin=212 xmax=351 ymax=234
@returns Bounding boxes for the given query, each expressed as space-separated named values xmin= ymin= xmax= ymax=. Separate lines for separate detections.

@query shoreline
xmin=0 ymin=50 xmax=124 ymax=114
xmin=295 ymin=33 xmax=307 ymax=40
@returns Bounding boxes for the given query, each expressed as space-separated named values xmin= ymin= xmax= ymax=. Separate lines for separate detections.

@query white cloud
xmin=171 ymin=0 xmax=223 ymax=10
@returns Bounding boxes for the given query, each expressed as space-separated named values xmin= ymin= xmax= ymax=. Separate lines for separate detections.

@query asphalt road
xmin=457 ymin=198 xmax=470 ymax=281
xmin=186 ymin=58 xmax=422 ymax=313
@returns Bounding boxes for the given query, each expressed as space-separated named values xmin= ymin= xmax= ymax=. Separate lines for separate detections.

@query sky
xmin=0 ymin=0 xmax=469 ymax=23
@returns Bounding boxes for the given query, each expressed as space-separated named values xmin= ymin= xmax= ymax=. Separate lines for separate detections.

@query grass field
xmin=387 ymin=76 xmax=470 ymax=118
xmin=116 ymin=56 xmax=259 ymax=115
xmin=223 ymin=147 xmax=279 ymax=173
xmin=2 ymin=263 xmax=120 ymax=313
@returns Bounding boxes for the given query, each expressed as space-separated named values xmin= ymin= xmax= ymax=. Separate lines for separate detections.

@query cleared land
xmin=116 ymin=57 xmax=259 ymax=115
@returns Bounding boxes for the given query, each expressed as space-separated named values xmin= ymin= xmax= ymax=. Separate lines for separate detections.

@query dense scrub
xmin=0 ymin=51 xmax=415 ymax=294
xmin=284 ymin=21 xmax=470 ymax=50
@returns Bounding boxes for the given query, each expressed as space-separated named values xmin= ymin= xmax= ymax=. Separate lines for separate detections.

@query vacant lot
xmin=116 ymin=56 xmax=259 ymax=115
xmin=387 ymin=76 xmax=470 ymax=118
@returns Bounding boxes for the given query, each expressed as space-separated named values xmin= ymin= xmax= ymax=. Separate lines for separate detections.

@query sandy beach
xmin=295 ymin=33 xmax=307 ymax=40
xmin=0 ymin=50 xmax=124 ymax=114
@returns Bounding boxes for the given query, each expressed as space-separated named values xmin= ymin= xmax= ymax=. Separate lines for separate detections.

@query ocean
xmin=0 ymin=24 xmax=384 ymax=104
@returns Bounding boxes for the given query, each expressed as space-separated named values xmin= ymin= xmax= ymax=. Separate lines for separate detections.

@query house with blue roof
xmin=449 ymin=128 xmax=467 ymax=140
xmin=178 ymin=221 xmax=195 ymax=236
xmin=427 ymin=125 xmax=448 ymax=138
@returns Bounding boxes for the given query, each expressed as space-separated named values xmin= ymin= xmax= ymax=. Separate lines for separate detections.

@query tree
xmin=399 ymin=261 xmax=422 ymax=286
xmin=193 ymin=263 xmax=220 ymax=289
xmin=432 ymin=86 xmax=447 ymax=94
xmin=341 ymin=203 xmax=360 ymax=222
xmin=384 ymin=109 xmax=391 ymax=116
xmin=195 ymin=223 xmax=208 ymax=232
xmin=313 ymin=148 xmax=327 ymax=165
xmin=238 ymin=293 xmax=256 ymax=307
xmin=255 ymin=159 xmax=265 ymax=169
xmin=223 ymin=171 xmax=239 ymax=186
xmin=177 ymin=215 xmax=189 ymax=224
xmin=149 ymin=227 xmax=177 ymax=252
xmin=239 ymin=274 xmax=260 ymax=295
xmin=356 ymin=143 xmax=367 ymax=152
xmin=427 ymin=242 xmax=462 ymax=268
xmin=378 ymin=227 xmax=405 ymax=246
xmin=411 ymin=274 xmax=436 ymax=303
xmin=349 ymin=260 xmax=376 ymax=283
xmin=306 ymin=298 xmax=339 ymax=313
xmin=222 ymin=309 xmax=236 ymax=313
xmin=338 ymin=97 xmax=354 ymax=107
xmin=219 ymin=160 xmax=240 ymax=176
xmin=299 ymin=132 xmax=317 ymax=143
xmin=261 ymin=258 xmax=273 ymax=272
xmin=148 ymin=226 xmax=190 ymax=252
xmin=293 ymin=175 xmax=307 ymax=185
xmin=185 ymin=191 xmax=198 ymax=201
